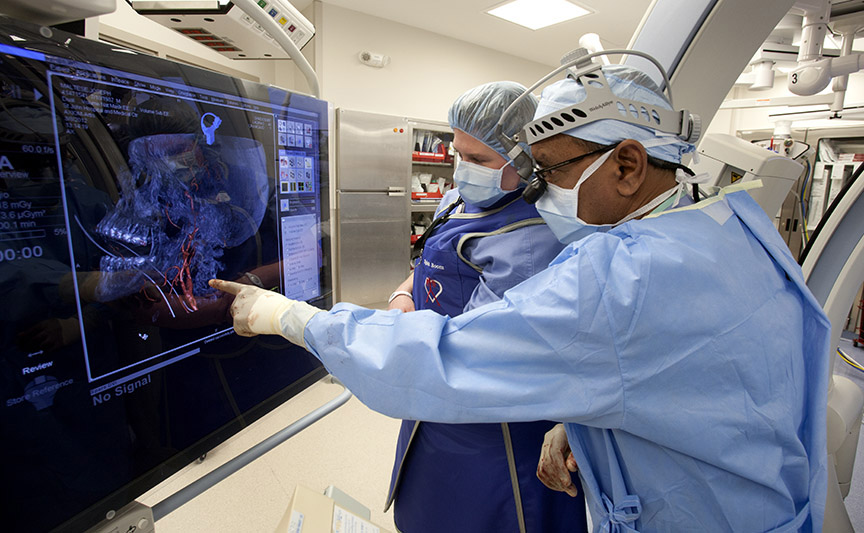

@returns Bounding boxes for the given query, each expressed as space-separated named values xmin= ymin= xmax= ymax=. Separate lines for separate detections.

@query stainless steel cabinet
xmin=336 ymin=190 xmax=409 ymax=306
xmin=334 ymin=109 xmax=411 ymax=307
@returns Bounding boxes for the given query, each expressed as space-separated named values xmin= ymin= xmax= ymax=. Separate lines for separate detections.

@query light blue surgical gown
xmin=303 ymin=188 xmax=830 ymax=532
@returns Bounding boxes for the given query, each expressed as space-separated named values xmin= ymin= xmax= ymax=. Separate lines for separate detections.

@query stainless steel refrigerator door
xmin=336 ymin=109 xmax=411 ymax=191
xmin=336 ymin=191 xmax=410 ymax=307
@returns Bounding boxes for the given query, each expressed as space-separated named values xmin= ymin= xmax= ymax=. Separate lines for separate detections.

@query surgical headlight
xmin=521 ymin=175 xmax=547 ymax=204
xmin=495 ymin=48 xmax=702 ymax=204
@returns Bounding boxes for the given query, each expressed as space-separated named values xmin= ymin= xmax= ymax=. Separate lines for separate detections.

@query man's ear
xmin=612 ymin=140 xmax=648 ymax=198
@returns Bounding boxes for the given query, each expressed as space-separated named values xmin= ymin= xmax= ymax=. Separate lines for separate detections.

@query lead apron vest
xmin=387 ymin=192 xmax=586 ymax=533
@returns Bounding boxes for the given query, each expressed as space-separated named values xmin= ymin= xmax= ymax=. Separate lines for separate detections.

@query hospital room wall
xmin=290 ymin=2 xmax=553 ymax=122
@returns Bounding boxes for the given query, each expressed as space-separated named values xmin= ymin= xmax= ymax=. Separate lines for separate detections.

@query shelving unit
xmin=408 ymin=120 xmax=455 ymax=250
xmin=809 ymin=138 xmax=864 ymax=230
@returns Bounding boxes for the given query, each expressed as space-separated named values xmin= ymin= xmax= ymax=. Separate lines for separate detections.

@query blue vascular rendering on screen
xmin=0 ymin=16 xmax=331 ymax=532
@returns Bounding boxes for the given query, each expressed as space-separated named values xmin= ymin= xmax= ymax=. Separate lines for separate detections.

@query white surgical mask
xmin=453 ymin=160 xmax=516 ymax=208
xmin=535 ymin=148 xmax=684 ymax=244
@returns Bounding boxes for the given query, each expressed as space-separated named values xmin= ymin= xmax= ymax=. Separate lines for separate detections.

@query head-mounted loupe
xmin=494 ymin=48 xmax=702 ymax=203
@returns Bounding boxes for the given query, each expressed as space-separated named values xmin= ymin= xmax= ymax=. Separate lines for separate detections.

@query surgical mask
xmin=453 ymin=160 xmax=516 ymax=208
xmin=535 ymin=148 xmax=684 ymax=244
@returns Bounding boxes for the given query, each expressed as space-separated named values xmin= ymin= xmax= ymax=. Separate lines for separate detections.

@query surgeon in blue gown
xmin=384 ymin=81 xmax=581 ymax=533
xmin=212 ymin=64 xmax=830 ymax=532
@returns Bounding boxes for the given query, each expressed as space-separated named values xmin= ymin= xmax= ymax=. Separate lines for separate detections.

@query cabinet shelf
xmin=411 ymin=203 xmax=439 ymax=213
xmin=412 ymin=160 xmax=453 ymax=167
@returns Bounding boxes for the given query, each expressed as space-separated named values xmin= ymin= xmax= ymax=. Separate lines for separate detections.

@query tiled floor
xmin=137 ymin=377 xmax=401 ymax=532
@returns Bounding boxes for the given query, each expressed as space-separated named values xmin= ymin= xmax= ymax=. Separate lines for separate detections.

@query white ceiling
xmin=292 ymin=0 xmax=653 ymax=67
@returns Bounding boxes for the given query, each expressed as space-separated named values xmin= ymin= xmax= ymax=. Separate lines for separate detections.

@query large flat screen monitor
xmin=0 ymin=15 xmax=332 ymax=532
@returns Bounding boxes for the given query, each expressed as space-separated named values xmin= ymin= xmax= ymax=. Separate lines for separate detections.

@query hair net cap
xmin=448 ymin=81 xmax=537 ymax=158
xmin=534 ymin=65 xmax=694 ymax=163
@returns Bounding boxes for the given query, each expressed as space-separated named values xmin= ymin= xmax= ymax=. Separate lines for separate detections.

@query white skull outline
xmin=94 ymin=133 xmax=269 ymax=315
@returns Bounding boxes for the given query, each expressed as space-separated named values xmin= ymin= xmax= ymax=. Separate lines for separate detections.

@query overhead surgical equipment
xmin=692 ymin=133 xmax=804 ymax=218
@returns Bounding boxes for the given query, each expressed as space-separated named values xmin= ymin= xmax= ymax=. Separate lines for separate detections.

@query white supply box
xmin=275 ymin=485 xmax=393 ymax=533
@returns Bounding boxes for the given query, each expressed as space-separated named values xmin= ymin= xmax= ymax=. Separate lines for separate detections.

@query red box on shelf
xmin=412 ymin=151 xmax=451 ymax=163
xmin=412 ymin=192 xmax=443 ymax=200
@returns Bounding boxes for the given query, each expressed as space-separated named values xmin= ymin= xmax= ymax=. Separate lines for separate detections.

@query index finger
xmin=209 ymin=279 xmax=245 ymax=295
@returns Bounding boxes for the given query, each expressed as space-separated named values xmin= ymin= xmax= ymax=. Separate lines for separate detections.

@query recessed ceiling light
xmin=487 ymin=0 xmax=590 ymax=30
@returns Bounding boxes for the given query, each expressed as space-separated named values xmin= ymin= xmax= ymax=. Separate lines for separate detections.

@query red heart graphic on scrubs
xmin=424 ymin=277 xmax=443 ymax=305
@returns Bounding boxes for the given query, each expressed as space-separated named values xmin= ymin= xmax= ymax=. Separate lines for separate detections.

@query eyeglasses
xmin=532 ymin=143 xmax=619 ymax=181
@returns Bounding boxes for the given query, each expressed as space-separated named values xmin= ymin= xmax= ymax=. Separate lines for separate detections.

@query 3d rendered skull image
xmin=95 ymin=134 xmax=269 ymax=315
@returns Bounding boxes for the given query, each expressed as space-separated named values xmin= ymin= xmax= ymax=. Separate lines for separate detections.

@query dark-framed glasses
xmin=532 ymin=142 xmax=619 ymax=180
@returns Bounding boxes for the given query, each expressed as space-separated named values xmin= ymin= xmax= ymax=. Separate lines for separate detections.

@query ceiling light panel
xmin=487 ymin=0 xmax=591 ymax=30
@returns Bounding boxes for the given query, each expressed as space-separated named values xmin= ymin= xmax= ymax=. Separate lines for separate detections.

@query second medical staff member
xmin=212 ymin=63 xmax=830 ymax=531
xmin=385 ymin=82 xmax=581 ymax=533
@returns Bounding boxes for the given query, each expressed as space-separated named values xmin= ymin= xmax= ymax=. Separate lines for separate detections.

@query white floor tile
xmin=137 ymin=377 xmax=401 ymax=532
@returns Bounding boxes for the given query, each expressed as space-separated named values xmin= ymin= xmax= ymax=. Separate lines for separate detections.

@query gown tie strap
xmin=600 ymin=493 xmax=642 ymax=533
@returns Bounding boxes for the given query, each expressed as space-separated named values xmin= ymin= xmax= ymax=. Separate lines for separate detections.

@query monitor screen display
xmin=0 ymin=16 xmax=331 ymax=532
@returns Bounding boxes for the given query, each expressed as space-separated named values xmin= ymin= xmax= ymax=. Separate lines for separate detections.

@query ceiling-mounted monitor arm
xmin=231 ymin=0 xmax=321 ymax=98
xmin=829 ymin=17 xmax=864 ymax=112
xmin=831 ymin=29 xmax=854 ymax=112
xmin=787 ymin=0 xmax=864 ymax=110
xmin=796 ymin=0 xmax=833 ymax=63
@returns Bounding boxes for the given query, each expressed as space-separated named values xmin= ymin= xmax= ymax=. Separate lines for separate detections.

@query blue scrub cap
xmin=534 ymin=65 xmax=695 ymax=163
xmin=449 ymin=81 xmax=538 ymax=159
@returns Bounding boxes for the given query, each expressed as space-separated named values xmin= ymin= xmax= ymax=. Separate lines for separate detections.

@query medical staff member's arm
xmin=211 ymin=234 xmax=630 ymax=426
xmin=387 ymin=272 xmax=415 ymax=313
xmin=210 ymin=279 xmax=321 ymax=347
xmin=537 ymin=423 xmax=580 ymax=497
xmin=463 ymin=224 xmax=564 ymax=311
